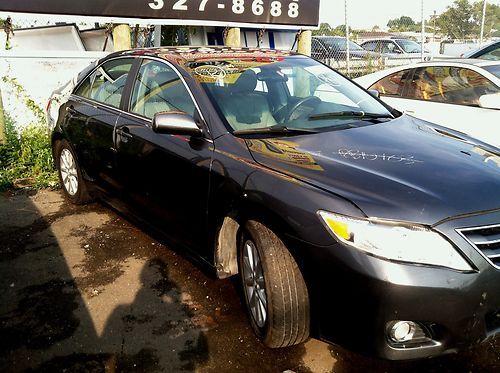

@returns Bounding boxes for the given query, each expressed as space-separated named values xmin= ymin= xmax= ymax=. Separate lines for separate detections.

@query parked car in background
xmin=312 ymin=36 xmax=379 ymax=62
xmin=312 ymin=36 xmax=392 ymax=76
xmin=463 ymin=40 xmax=500 ymax=61
xmin=53 ymin=47 xmax=500 ymax=361
xmin=355 ymin=59 xmax=500 ymax=147
xmin=361 ymin=38 xmax=433 ymax=61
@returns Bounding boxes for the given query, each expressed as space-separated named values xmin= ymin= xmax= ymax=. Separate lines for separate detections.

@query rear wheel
xmin=55 ymin=140 xmax=92 ymax=204
xmin=239 ymin=220 xmax=310 ymax=348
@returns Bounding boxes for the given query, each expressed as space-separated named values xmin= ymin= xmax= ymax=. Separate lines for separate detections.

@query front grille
xmin=457 ymin=224 xmax=500 ymax=269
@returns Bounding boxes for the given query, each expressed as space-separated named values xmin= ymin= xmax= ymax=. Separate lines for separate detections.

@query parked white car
xmin=355 ymin=59 xmax=500 ymax=148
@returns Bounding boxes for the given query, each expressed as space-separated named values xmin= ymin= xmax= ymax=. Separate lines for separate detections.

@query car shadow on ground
xmin=0 ymin=190 xmax=312 ymax=372
xmin=0 ymin=190 xmax=498 ymax=373
xmin=0 ymin=190 xmax=210 ymax=372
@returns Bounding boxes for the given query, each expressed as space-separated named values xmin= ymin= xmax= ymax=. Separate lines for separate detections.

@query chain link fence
xmin=313 ymin=0 xmax=499 ymax=77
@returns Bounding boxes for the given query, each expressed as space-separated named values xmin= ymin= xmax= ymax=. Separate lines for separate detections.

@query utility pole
xmin=480 ymin=0 xmax=487 ymax=47
xmin=421 ymin=0 xmax=425 ymax=62
xmin=433 ymin=10 xmax=436 ymax=43
xmin=345 ymin=0 xmax=350 ymax=76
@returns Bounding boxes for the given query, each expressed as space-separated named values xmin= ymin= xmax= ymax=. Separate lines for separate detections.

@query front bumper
xmin=298 ymin=210 xmax=500 ymax=360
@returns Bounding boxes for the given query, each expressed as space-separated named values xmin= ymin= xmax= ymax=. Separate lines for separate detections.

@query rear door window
xmin=74 ymin=58 xmax=134 ymax=108
xmin=362 ymin=41 xmax=376 ymax=51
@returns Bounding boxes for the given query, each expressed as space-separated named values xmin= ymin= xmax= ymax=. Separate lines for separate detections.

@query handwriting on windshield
xmin=337 ymin=149 xmax=424 ymax=165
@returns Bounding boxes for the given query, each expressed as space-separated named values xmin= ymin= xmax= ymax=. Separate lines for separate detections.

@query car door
xmin=397 ymin=66 xmax=500 ymax=145
xmin=367 ymin=68 xmax=414 ymax=109
xmin=64 ymin=58 xmax=134 ymax=191
xmin=114 ymin=58 xmax=214 ymax=256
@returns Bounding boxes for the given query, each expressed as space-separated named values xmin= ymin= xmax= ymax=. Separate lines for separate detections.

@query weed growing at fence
xmin=0 ymin=75 xmax=58 ymax=191
xmin=0 ymin=115 xmax=58 ymax=191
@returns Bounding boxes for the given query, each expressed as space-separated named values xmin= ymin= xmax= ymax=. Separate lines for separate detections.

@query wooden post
xmin=297 ymin=30 xmax=312 ymax=56
xmin=112 ymin=24 xmax=132 ymax=52
xmin=224 ymin=28 xmax=241 ymax=48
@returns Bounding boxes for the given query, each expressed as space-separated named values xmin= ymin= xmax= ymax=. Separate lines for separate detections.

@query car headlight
xmin=318 ymin=211 xmax=473 ymax=271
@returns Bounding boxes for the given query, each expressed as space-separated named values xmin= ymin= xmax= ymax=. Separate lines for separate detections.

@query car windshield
xmin=397 ymin=39 xmax=422 ymax=53
xmin=187 ymin=55 xmax=392 ymax=133
xmin=483 ymin=65 xmax=500 ymax=79
xmin=321 ymin=38 xmax=364 ymax=51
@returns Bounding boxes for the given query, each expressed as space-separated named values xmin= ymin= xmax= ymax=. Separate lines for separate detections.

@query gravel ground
xmin=0 ymin=189 xmax=498 ymax=373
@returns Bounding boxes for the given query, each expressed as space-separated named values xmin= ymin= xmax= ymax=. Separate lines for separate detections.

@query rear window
xmin=74 ymin=58 xmax=134 ymax=108
xmin=483 ymin=65 xmax=500 ymax=79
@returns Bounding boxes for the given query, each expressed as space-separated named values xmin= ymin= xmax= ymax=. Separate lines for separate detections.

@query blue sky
xmin=320 ymin=0 xmax=500 ymax=30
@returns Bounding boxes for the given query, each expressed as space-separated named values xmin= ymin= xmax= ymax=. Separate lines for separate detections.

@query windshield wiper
xmin=308 ymin=111 xmax=393 ymax=121
xmin=233 ymin=126 xmax=318 ymax=135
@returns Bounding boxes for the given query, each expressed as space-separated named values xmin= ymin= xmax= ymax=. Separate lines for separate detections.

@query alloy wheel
xmin=60 ymin=148 xmax=79 ymax=196
xmin=242 ymin=239 xmax=268 ymax=328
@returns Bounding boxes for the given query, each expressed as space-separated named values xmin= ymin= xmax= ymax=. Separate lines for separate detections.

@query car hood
xmin=245 ymin=116 xmax=500 ymax=225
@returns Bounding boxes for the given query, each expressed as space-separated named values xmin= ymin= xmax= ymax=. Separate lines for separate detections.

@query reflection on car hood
xmin=245 ymin=116 xmax=500 ymax=225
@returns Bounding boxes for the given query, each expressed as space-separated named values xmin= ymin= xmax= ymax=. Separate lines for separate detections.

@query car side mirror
xmin=368 ymin=89 xmax=380 ymax=98
xmin=479 ymin=93 xmax=500 ymax=110
xmin=152 ymin=112 xmax=203 ymax=137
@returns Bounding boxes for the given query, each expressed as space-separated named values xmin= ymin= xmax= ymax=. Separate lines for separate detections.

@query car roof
xmin=361 ymin=38 xmax=411 ymax=43
xmin=354 ymin=58 xmax=500 ymax=85
xmin=363 ymin=58 xmax=500 ymax=72
xmin=313 ymin=36 xmax=345 ymax=39
xmin=102 ymin=46 xmax=296 ymax=66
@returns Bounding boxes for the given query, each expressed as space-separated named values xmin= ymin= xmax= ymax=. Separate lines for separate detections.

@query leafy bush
xmin=0 ymin=115 xmax=58 ymax=191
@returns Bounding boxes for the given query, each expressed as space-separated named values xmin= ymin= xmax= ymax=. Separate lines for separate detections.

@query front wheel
xmin=239 ymin=220 xmax=310 ymax=348
xmin=55 ymin=139 xmax=92 ymax=204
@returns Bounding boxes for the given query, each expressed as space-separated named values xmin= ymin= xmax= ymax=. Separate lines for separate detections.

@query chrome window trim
xmin=456 ymin=223 xmax=500 ymax=270
xmin=71 ymin=54 xmax=212 ymax=140
xmin=72 ymin=55 xmax=135 ymax=99
xmin=69 ymin=94 xmax=123 ymax=116
xmin=130 ymin=56 xmax=211 ymax=138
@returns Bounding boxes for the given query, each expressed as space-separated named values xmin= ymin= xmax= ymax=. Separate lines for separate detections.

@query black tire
xmin=239 ymin=220 xmax=310 ymax=348
xmin=54 ymin=139 xmax=92 ymax=205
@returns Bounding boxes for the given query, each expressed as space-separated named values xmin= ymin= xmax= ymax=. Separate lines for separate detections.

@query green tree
xmin=313 ymin=23 xmax=334 ymax=36
xmin=437 ymin=0 xmax=476 ymax=39
xmin=387 ymin=16 xmax=417 ymax=32
xmin=472 ymin=1 xmax=500 ymax=38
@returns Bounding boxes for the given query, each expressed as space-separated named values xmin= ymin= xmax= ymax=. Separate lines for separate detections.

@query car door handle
xmin=116 ymin=127 xmax=133 ymax=140
xmin=65 ymin=106 xmax=78 ymax=118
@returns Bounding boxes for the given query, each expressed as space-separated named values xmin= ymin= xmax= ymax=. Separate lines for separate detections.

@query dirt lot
xmin=0 ymin=189 xmax=499 ymax=372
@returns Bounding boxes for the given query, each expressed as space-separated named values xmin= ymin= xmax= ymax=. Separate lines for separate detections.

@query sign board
xmin=0 ymin=0 xmax=320 ymax=29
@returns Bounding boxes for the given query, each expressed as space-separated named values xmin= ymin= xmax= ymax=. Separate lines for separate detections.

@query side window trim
xmin=401 ymin=68 xmax=416 ymax=97
xmin=126 ymin=57 xmax=209 ymax=135
xmin=71 ymin=56 xmax=136 ymax=112
xmin=119 ymin=58 xmax=142 ymax=112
